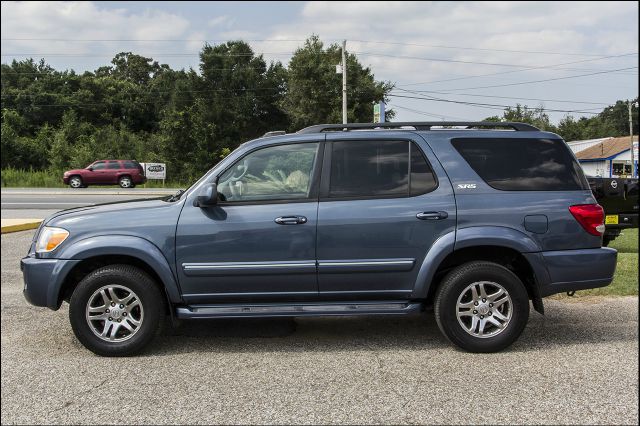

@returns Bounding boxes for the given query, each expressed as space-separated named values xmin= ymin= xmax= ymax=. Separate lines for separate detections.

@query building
xmin=568 ymin=136 xmax=638 ymax=178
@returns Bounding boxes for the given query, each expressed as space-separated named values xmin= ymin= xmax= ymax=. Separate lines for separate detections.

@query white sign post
xmin=141 ymin=163 xmax=167 ymax=187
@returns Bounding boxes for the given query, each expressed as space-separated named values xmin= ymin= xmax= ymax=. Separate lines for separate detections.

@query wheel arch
xmin=413 ymin=227 xmax=546 ymax=314
xmin=55 ymin=235 xmax=182 ymax=309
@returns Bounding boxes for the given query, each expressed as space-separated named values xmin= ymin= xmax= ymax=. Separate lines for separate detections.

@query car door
xmin=316 ymin=132 xmax=456 ymax=300
xmin=175 ymin=140 xmax=323 ymax=304
xmin=85 ymin=161 xmax=107 ymax=184
xmin=106 ymin=161 xmax=121 ymax=184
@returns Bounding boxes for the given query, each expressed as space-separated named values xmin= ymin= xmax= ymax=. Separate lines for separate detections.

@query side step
xmin=176 ymin=301 xmax=422 ymax=319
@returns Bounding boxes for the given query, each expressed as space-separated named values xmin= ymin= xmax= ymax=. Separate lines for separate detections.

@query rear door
xmin=106 ymin=161 xmax=121 ymax=184
xmin=316 ymin=132 xmax=456 ymax=300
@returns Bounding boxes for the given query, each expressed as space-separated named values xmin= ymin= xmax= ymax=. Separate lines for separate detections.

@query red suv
xmin=63 ymin=160 xmax=146 ymax=189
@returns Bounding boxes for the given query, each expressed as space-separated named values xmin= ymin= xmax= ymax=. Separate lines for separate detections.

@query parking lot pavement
xmin=2 ymin=230 xmax=638 ymax=425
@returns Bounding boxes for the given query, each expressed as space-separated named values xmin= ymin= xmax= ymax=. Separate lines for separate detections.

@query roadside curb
xmin=1 ymin=219 xmax=43 ymax=234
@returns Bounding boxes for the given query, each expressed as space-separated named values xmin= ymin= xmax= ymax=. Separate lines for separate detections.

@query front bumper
xmin=62 ymin=176 xmax=69 ymax=184
xmin=21 ymin=256 xmax=80 ymax=310
xmin=526 ymin=247 xmax=618 ymax=297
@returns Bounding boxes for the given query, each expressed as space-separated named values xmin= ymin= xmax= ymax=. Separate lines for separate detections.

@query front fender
xmin=56 ymin=235 xmax=183 ymax=304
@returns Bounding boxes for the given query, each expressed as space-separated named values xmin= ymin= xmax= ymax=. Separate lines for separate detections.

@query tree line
xmin=1 ymin=36 xmax=392 ymax=182
xmin=1 ymin=35 xmax=637 ymax=182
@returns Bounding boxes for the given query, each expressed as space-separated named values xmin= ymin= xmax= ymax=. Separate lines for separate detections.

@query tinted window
xmin=91 ymin=162 xmax=106 ymax=170
xmin=329 ymin=140 xmax=408 ymax=197
xmin=410 ymin=144 xmax=437 ymax=195
xmin=122 ymin=161 xmax=139 ymax=169
xmin=452 ymin=138 xmax=589 ymax=191
xmin=218 ymin=143 xmax=319 ymax=202
xmin=107 ymin=162 xmax=120 ymax=169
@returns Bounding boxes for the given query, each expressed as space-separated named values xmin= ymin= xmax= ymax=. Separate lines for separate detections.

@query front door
xmin=84 ymin=161 xmax=107 ymax=184
xmin=316 ymin=133 xmax=456 ymax=300
xmin=176 ymin=141 xmax=323 ymax=304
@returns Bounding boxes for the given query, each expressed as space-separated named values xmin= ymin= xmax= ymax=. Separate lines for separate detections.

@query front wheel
xmin=434 ymin=261 xmax=530 ymax=353
xmin=69 ymin=265 xmax=165 ymax=356
xmin=69 ymin=176 xmax=83 ymax=188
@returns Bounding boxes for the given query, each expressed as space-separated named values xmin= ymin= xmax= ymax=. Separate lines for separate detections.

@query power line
xmin=399 ymin=52 xmax=638 ymax=86
xmin=430 ymin=66 xmax=638 ymax=91
xmin=388 ymin=92 xmax=602 ymax=115
xmin=393 ymin=88 xmax=612 ymax=106
xmin=3 ymin=37 xmax=617 ymax=58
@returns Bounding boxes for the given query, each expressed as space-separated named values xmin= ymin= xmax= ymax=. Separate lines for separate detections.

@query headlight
xmin=36 ymin=227 xmax=69 ymax=253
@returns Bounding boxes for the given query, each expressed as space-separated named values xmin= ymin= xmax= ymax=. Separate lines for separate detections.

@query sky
xmin=1 ymin=1 xmax=638 ymax=124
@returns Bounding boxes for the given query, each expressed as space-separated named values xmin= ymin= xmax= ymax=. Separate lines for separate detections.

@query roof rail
xmin=296 ymin=121 xmax=539 ymax=134
xmin=263 ymin=130 xmax=286 ymax=137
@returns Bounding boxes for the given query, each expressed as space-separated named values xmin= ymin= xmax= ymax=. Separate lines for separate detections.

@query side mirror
xmin=88 ymin=167 xmax=94 ymax=171
xmin=195 ymin=183 xmax=218 ymax=207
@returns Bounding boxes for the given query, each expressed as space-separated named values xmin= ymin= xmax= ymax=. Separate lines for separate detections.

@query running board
xmin=175 ymin=301 xmax=422 ymax=319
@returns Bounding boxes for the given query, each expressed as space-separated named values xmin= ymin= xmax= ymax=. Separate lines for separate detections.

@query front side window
xmin=328 ymin=140 xmax=437 ymax=198
xmin=218 ymin=143 xmax=319 ymax=202
xmin=91 ymin=161 xmax=106 ymax=170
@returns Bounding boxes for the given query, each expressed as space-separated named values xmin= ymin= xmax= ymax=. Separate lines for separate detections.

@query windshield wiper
xmin=167 ymin=189 xmax=185 ymax=202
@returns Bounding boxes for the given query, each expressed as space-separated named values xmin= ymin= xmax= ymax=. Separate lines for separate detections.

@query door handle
xmin=275 ymin=216 xmax=308 ymax=225
xmin=416 ymin=211 xmax=448 ymax=220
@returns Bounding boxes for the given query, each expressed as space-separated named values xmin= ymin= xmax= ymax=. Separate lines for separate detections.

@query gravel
xmin=2 ymin=230 xmax=638 ymax=425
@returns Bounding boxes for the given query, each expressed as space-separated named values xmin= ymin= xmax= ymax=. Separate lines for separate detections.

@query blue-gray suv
xmin=21 ymin=122 xmax=618 ymax=356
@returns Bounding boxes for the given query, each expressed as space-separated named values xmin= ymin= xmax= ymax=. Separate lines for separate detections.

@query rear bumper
xmin=21 ymin=256 xmax=80 ymax=310
xmin=526 ymin=248 xmax=618 ymax=297
xmin=605 ymin=213 xmax=638 ymax=230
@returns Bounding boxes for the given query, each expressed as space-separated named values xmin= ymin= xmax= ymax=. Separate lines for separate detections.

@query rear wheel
xmin=69 ymin=176 xmax=83 ymax=188
xmin=69 ymin=265 xmax=165 ymax=356
xmin=434 ymin=261 xmax=530 ymax=352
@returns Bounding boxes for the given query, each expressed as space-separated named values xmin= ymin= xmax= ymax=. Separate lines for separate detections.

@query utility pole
xmin=342 ymin=39 xmax=347 ymax=124
xmin=629 ymin=100 xmax=636 ymax=178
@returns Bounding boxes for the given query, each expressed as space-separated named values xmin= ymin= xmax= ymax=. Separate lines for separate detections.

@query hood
xmin=45 ymin=197 xmax=183 ymax=235
xmin=64 ymin=169 xmax=87 ymax=175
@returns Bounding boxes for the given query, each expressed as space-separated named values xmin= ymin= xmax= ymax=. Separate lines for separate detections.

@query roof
xmin=575 ymin=135 xmax=638 ymax=161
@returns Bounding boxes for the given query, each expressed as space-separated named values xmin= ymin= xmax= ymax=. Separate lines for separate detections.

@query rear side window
xmin=107 ymin=161 xmax=120 ymax=170
xmin=328 ymin=141 xmax=437 ymax=198
xmin=451 ymin=138 xmax=589 ymax=191
xmin=122 ymin=161 xmax=139 ymax=169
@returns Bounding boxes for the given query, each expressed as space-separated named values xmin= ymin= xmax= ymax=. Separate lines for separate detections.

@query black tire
xmin=434 ymin=261 xmax=530 ymax=353
xmin=69 ymin=175 xmax=83 ymax=189
xmin=118 ymin=175 xmax=133 ymax=188
xmin=69 ymin=264 xmax=166 ymax=356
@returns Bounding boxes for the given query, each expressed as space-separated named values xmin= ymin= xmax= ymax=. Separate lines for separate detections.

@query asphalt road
xmin=1 ymin=188 xmax=178 ymax=220
xmin=2 ymin=230 xmax=638 ymax=425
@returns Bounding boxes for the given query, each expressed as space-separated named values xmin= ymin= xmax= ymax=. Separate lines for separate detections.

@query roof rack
xmin=262 ymin=130 xmax=287 ymax=137
xmin=296 ymin=121 xmax=539 ymax=134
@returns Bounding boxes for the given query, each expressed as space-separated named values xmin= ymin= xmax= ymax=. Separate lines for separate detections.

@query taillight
xmin=569 ymin=204 xmax=605 ymax=236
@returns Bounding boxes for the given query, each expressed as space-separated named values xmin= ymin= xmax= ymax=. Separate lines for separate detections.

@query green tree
xmin=283 ymin=35 xmax=394 ymax=130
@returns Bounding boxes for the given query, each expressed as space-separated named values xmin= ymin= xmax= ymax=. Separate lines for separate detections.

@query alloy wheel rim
xmin=120 ymin=178 xmax=131 ymax=188
xmin=70 ymin=177 xmax=81 ymax=188
xmin=456 ymin=281 xmax=512 ymax=338
xmin=85 ymin=285 xmax=144 ymax=342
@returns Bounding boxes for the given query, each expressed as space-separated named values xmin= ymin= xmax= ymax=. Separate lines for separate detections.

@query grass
xmin=556 ymin=228 xmax=638 ymax=298
xmin=0 ymin=168 xmax=188 ymax=189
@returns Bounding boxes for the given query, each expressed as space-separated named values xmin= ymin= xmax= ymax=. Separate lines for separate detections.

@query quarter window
xmin=218 ymin=143 xmax=319 ymax=202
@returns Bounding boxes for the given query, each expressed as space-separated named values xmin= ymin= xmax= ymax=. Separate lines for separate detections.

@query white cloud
xmin=208 ymin=15 xmax=234 ymax=28
xmin=1 ymin=1 xmax=191 ymax=58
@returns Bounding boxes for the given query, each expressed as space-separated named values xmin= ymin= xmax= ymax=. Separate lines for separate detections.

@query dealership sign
xmin=141 ymin=163 xmax=166 ymax=180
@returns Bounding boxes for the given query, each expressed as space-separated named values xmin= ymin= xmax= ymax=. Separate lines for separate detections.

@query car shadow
xmin=144 ymin=304 xmax=638 ymax=357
